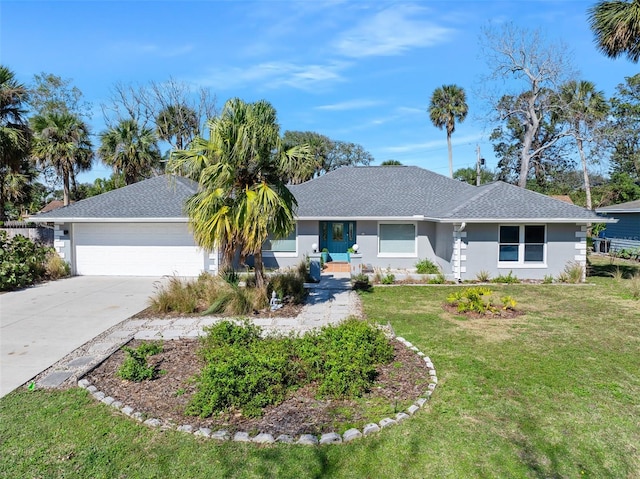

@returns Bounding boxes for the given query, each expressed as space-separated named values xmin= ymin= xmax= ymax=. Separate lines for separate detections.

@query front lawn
xmin=1 ymin=257 xmax=638 ymax=478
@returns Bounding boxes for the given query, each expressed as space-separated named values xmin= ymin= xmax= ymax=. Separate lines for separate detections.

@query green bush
xmin=299 ymin=318 xmax=394 ymax=398
xmin=381 ymin=273 xmax=395 ymax=285
xmin=188 ymin=320 xmax=299 ymax=418
xmin=0 ymin=232 xmax=50 ymax=290
xmin=351 ymin=273 xmax=372 ymax=291
xmin=117 ymin=342 xmax=163 ymax=382
xmin=492 ymin=271 xmax=520 ymax=284
xmin=187 ymin=319 xmax=394 ymax=418
xmin=415 ymin=258 xmax=439 ymax=274
xmin=447 ymin=287 xmax=517 ymax=315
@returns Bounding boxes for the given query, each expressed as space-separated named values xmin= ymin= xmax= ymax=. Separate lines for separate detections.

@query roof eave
xmin=437 ymin=217 xmax=618 ymax=224
xmin=27 ymin=216 xmax=189 ymax=223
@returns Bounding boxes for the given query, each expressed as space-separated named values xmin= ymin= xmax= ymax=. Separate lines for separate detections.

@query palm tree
xmin=0 ymin=66 xmax=32 ymax=220
xmin=31 ymin=112 xmax=93 ymax=206
xmin=156 ymin=104 xmax=199 ymax=151
xmin=559 ymin=80 xmax=609 ymax=210
xmin=588 ymin=0 xmax=640 ymax=62
xmin=98 ymin=119 xmax=161 ymax=185
xmin=429 ymin=84 xmax=468 ymax=178
xmin=167 ymin=98 xmax=312 ymax=287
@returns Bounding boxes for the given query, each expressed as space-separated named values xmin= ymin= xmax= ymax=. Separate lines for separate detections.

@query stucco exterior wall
xmin=462 ymin=223 xmax=586 ymax=281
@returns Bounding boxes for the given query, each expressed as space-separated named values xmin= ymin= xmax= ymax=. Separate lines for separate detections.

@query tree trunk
xmin=63 ymin=172 xmax=71 ymax=206
xmin=447 ymin=132 xmax=453 ymax=178
xmin=0 ymin=171 xmax=7 ymax=222
xmin=577 ymin=138 xmax=592 ymax=210
xmin=254 ymin=249 xmax=265 ymax=289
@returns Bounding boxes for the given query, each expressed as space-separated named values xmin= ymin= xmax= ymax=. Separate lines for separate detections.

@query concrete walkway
xmin=29 ymin=273 xmax=358 ymax=392
xmin=0 ymin=276 xmax=162 ymax=398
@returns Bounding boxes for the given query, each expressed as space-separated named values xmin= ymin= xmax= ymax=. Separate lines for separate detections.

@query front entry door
xmin=322 ymin=222 xmax=355 ymax=253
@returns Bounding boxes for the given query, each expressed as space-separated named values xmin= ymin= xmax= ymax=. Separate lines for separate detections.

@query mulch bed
xmin=84 ymin=338 xmax=431 ymax=436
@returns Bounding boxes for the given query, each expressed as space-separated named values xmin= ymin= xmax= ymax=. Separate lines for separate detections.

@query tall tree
xmin=98 ymin=119 xmax=162 ymax=185
xmin=282 ymin=131 xmax=373 ymax=183
xmin=0 ymin=66 xmax=32 ymax=220
xmin=558 ymin=80 xmax=609 ymax=210
xmin=588 ymin=0 xmax=640 ymax=62
xmin=428 ymin=84 xmax=468 ymax=178
xmin=491 ymin=91 xmax=574 ymax=189
xmin=102 ymin=77 xmax=217 ymax=157
xmin=481 ymin=24 xmax=575 ymax=187
xmin=608 ymin=74 xmax=640 ymax=179
xmin=168 ymin=98 xmax=312 ymax=287
xmin=156 ymin=104 xmax=198 ymax=151
xmin=29 ymin=73 xmax=91 ymax=119
xmin=31 ymin=112 xmax=93 ymax=206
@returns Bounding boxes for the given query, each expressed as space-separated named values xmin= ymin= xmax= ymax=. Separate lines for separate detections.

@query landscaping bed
xmin=84 ymin=336 xmax=431 ymax=436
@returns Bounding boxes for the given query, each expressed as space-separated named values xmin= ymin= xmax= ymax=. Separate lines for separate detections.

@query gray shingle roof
xmin=596 ymin=199 xmax=640 ymax=213
xmin=291 ymin=166 xmax=605 ymax=222
xmin=440 ymin=182 xmax=604 ymax=221
xmin=30 ymin=175 xmax=197 ymax=221
xmin=289 ymin=166 xmax=475 ymax=218
xmin=29 ymin=166 xmax=608 ymax=223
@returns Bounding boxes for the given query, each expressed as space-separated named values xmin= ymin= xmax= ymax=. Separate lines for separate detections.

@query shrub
xmin=267 ymin=271 xmax=307 ymax=304
xmin=0 ymin=232 xmax=49 ymax=290
xmin=492 ymin=271 xmax=520 ymax=284
xmin=351 ymin=273 xmax=372 ymax=291
xmin=44 ymin=251 xmax=70 ymax=280
xmin=188 ymin=320 xmax=300 ymax=418
xmin=415 ymin=258 xmax=439 ymax=274
xmin=148 ymin=276 xmax=200 ymax=313
xmin=187 ymin=319 xmax=395 ymax=418
xmin=543 ymin=275 xmax=554 ymax=284
xmin=428 ymin=272 xmax=447 ymax=284
xmin=381 ymin=273 xmax=395 ymax=285
xmin=475 ymin=270 xmax=491 ymax=282
xmin=117 ymin=342 xmax=163 ymax=382
xmin=561 ymin=261 xmax=584 ymax=284
xmin=299 ymin=319 xmax=394 ymax=398
xmin=447 ymin=287 xmax=517 ymax=315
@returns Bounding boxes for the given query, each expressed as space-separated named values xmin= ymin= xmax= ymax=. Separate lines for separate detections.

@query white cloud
xmin=334 ymin=5 xmax=454 ymax=58
xmin=381 ymin=133 xmax=482 ymax=154
xmin=196 ymin=61 xmax=349 ymax=92
xmin=315 ymin=99 xmax=382 ymax=111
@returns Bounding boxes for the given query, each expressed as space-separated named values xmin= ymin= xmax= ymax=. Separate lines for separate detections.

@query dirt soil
xmin=85 ymin=338 xmax=431 ymax=436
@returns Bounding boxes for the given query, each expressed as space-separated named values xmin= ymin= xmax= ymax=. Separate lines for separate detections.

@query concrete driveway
xmin=0 ymin=276 xmax=162 ymax=398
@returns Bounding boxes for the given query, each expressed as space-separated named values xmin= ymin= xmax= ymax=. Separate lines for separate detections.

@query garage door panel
xmin=74 ymin=223 xmax=205 ymax=276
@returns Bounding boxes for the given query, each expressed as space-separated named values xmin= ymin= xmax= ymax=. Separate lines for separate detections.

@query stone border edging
xmin=77 ymin=334 xmax=438 ymax=446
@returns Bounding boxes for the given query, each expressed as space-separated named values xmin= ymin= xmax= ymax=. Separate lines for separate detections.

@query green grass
xmin=1 ymin=256 xmax=639 ymax=478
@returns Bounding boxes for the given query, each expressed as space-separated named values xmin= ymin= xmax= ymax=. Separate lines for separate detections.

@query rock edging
xmin=78 ymin=335 xmax=438 ymax=446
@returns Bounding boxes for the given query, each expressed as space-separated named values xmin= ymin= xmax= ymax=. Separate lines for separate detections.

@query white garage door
xmin=74 ymin=223 xmax=205 ymax=276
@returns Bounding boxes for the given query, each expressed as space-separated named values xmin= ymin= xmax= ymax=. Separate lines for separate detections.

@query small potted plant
xmin=321 ymin=248 xmax=329 ymax=263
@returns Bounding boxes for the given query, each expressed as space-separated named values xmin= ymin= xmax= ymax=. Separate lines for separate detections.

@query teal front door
xmin=321 ymin=222 xmax=355 ymax=253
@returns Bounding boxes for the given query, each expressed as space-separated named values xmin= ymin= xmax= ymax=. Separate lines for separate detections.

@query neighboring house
xmin=30 ymin=167 xmax=613 ymax=280
xmin=595 ymin=199 xmax=640 ymax=252
xmin=29 ymin=175 xmax=218 ymax=276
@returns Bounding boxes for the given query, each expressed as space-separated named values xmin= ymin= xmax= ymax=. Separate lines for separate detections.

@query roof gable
xmin=30 ymin=175 xmax=197 ymax=221
xmin=443 ymin=182 xmax=603 ymax=221
xmin=290 ymin=166 xmax=474 ymax=218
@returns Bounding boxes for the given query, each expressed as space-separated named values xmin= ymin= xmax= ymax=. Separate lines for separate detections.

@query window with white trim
xmin=378 ymin=223 xmax=417 ymax=256
xmin=499 ymin=225 xmax=545 ymax=264
xmin=263 ymin=228 xmax=296 ymax=253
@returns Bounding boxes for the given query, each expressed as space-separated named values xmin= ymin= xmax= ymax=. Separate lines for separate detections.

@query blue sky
xmin=2 ymin=0 xmax=638 ymax=184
